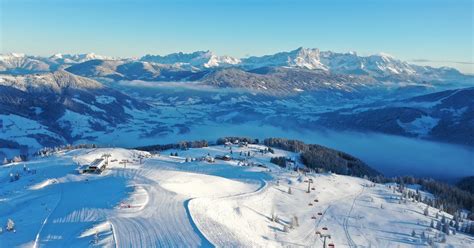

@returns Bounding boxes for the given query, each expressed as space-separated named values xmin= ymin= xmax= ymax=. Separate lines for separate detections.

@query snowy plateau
xmin=1 ymin=145 xmax=473 ymax=247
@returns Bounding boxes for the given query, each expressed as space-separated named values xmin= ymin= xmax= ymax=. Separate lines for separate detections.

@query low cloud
xmin=410 ymin=59 xmax=474 ymax=65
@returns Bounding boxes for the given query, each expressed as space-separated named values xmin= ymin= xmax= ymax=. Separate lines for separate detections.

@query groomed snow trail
xmin=109 ymin=167 xmax=205 ymax=248
xmin=2 ymin=147 xmax=474 ymax=247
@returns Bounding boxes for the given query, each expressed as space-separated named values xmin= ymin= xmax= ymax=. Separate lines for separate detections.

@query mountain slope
xmin=0 ymin=53 xmax=53 ymax=74
xmin=1 ymin=146 xmax=472 ymax=247
xmin=199 ymin=67 xmax=377 ymax=95
xmin=242 ymin=47 xmax=328 ymax=70
xmin=0 ymin=70 xmax=149 ymax=157
xmin=65 ymin=60 xmax=205 ymax=81
xmin=141 ymin=51 xmax=241 ymax=68
xmin=316 ymin=87 xmax=474 ymax=146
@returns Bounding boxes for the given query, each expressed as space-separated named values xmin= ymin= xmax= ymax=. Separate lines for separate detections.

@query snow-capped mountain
xmin=0 ymin=53 xmax=52 ymax=74
xmin=49 ymin=53 xmax=116 ymax=64
xmin=1 ymin=48 xmax=469 ymax=86
xmin=140 ymin=50 xmax=241 ymax=68
xmin=0 ymin=69 xmax=103 ymax=93
xmin=199 ymin=67 xmax=377 ymax=95
xmin=242 ymin=47 xmax=328 ymax=70
xmin=65 ymin=59 xmax=205 ymax=81
xmin=1 ymin=48 xmax=472 ymax=159
xmin=318 ymin=51 xmax=417 ymax=76
xmin=241 ymin=48 xmax=466 ymax=80
xmin=0 ymin=53 xmax=117 ymax=74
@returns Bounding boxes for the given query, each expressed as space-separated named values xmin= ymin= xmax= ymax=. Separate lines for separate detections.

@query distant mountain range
xmin=1 ymin=48 xmax=469 ymax=85
xmin=0 ymin=48 xmax=472 ymax=159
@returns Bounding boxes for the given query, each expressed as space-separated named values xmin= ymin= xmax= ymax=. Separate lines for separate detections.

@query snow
xmin=398 ymin=116 xmax=440 ymax=137
xmin=95 ymin=95 xmax=116 ymax=104
xmin=0 ymin=114 xmax=66 ymax=157
xmin=293 ymin=88 xmax=304 ymax=92
xmin=58 ymin=110 xmax=108 ymax=138
xmin=0 ymin=146 xmax=472 ymax=247
xmin=72 ymin=98 xmax=105 ymax=113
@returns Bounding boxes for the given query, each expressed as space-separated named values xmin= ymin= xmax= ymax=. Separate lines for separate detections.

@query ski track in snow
xmin=2 ymin=146 xmax=474 ymax=247
xmin=109 ymin=167 xmax=204 ymax=248
xmin=343 ymin=187 xmax=364 ymax=248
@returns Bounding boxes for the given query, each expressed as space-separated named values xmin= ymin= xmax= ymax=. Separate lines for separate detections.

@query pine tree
xmin=424 ymin=206 xmax=429 ymax=216
xmin=430 ymin=219 xmax=435 ymax=228
xmin=436 ymin=220 xmax=442 ymax=230
xmin=288 ymin=187 xmax=292 ymax=194
xmin=411 ymin=230 xmax=416 ymax=237
xmin=444 ymin=221 xmax=450 ymax=235
xmin=271 ymin=211 xmax=278 ymax=222
xmin=2 ymin=157 xmax=8 ymax=165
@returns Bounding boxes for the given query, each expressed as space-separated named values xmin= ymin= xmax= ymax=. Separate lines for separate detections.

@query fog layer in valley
xmin=106 ymin=83 xmax=473 ymax=182
xmin=144 ymin=123 xmax=473 ymax=182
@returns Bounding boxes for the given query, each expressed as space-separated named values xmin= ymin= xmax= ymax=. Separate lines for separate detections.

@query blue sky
xmin=1 ymin=0 xmax=473 ymax=73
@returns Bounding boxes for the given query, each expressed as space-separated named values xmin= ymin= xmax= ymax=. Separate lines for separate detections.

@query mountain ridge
xmin=1 ymin=48 xmax=468 ymax=80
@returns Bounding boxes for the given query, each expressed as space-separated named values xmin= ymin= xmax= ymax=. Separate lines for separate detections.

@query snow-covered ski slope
xmin=1 ymin=145 xmax=473 ymax=247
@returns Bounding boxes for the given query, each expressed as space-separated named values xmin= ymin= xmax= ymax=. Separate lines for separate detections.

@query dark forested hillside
xmin=457 ymin=176 xmax=474 ymax=194
xmin=263 ymin=138 xmax=380 ymax=177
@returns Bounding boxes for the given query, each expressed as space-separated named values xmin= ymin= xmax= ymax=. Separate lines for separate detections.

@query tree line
xmin=135 ymin=140 xmax=209 ymax=152
xmin=374 ymin=175 xmax=474 ymax=219
xmin=216 ymin=137 xmax=259 ymax=145
xmin=264 ymin=138 xmax=380 ymax=177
